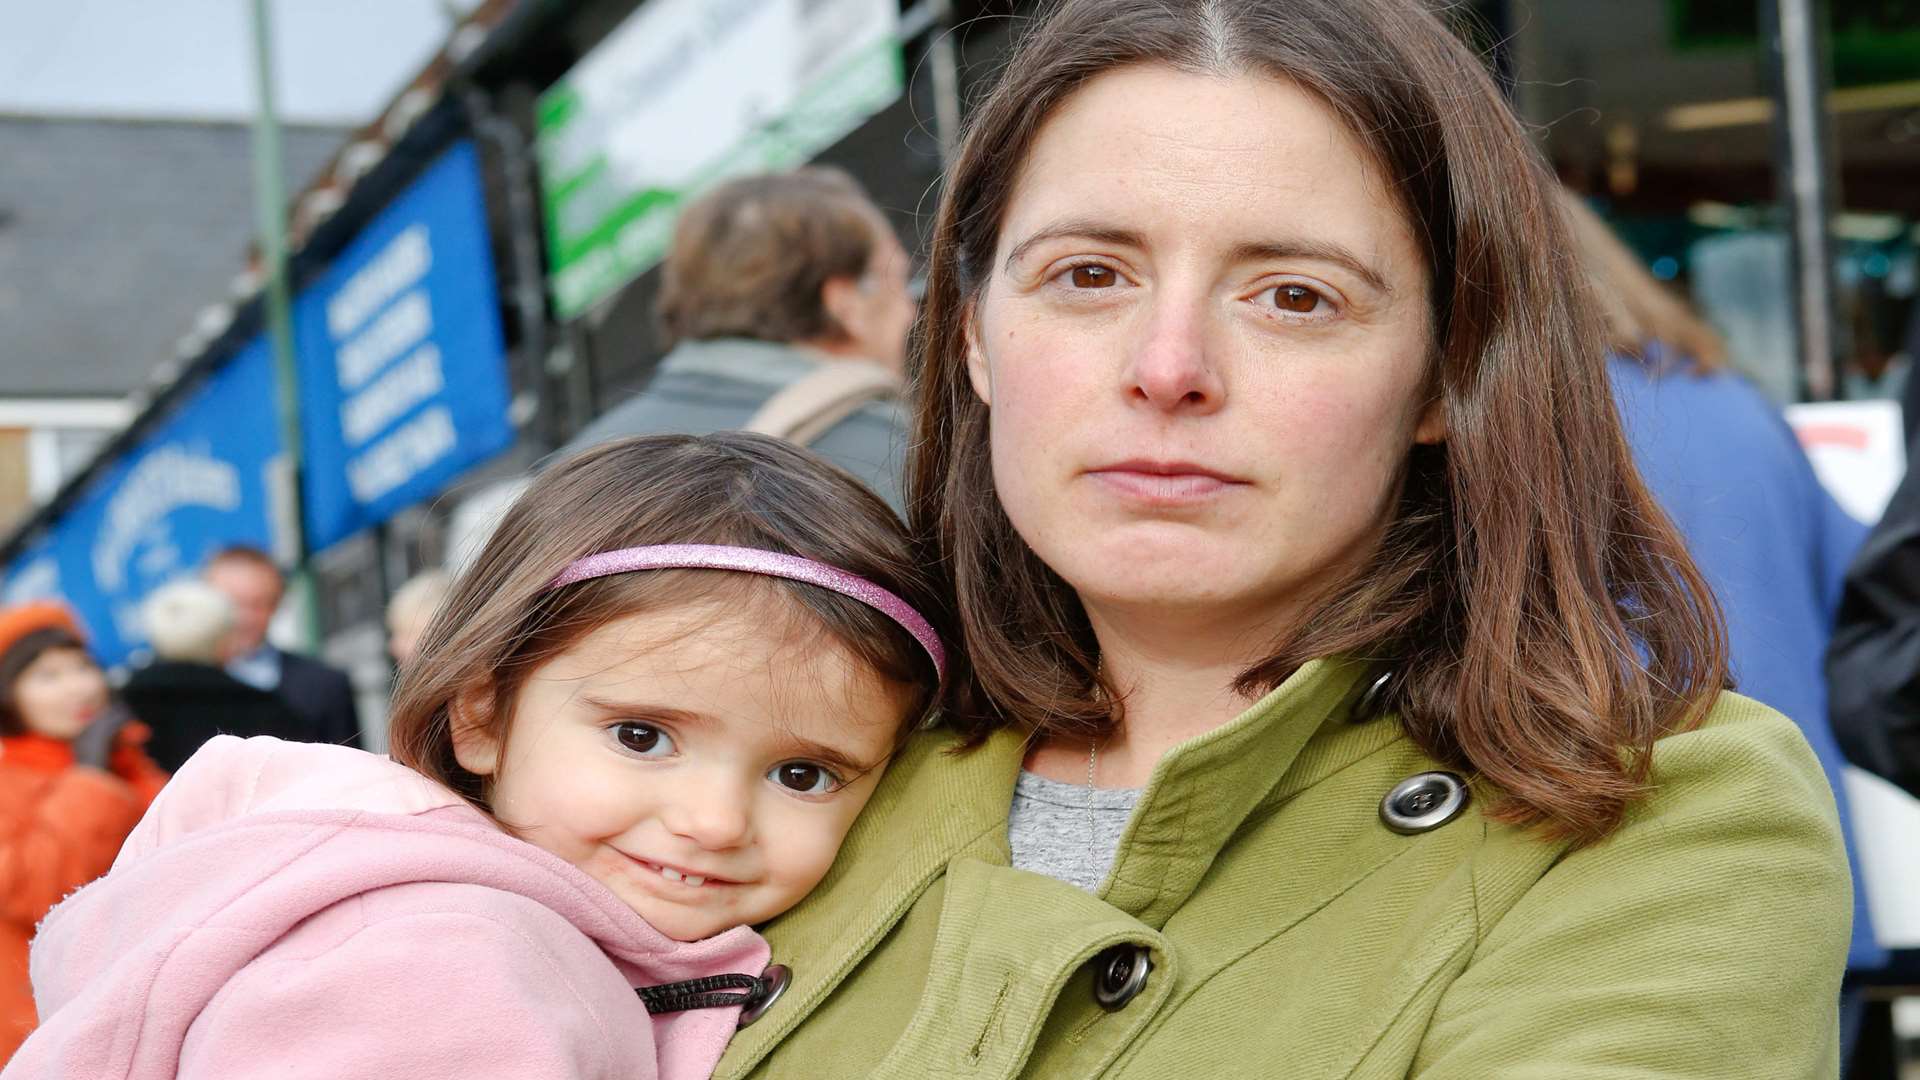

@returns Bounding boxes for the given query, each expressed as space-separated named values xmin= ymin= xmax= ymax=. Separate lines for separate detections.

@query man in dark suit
xmin=203 ymin=545 xmax=361 ymax=750
xmin=123 ymin=578 xmax=309 ymax=772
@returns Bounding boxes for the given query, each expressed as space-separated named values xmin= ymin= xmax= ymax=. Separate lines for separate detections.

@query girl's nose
xmin=1125 ymin=294 xmax=1224 ymax=414
xmin=659 ymin=777 xmax=753 ymax=851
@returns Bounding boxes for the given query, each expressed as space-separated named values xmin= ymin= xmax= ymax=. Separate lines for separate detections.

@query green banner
xmin=1669 ymin=0 xmax=1920 ymax=86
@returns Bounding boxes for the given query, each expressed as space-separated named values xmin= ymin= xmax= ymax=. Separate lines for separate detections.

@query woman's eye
xmin=614 ymin=723 xmax=675 ymax=757
xmin=1066 ymin=264 xmax=1118 ymax=289
xmin=1267 ymin=283 xmax=1328 ymax=314
xmin=768 ymin=761 xmax=842 ymax=795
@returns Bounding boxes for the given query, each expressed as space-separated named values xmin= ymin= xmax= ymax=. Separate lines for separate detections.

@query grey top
xmin=1007 ymin=770 xmax=1143 ymax=894
xmin=560 ymin=337 xmax=908 ymax=511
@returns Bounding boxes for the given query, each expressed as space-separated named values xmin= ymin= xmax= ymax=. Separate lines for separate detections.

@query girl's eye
xmin=1067 ymin=264 xmax=1118 ymax=289
xmin=614 ymin=722 xmax=675 ymax=757
xmin=768 ymin=761 xmax=843 ymax=795
xmin=1266 ymin=283 xmax=1328 ymax=314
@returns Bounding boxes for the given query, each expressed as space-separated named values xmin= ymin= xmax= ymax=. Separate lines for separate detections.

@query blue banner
xmin=295 ymin=139 xmax=513 ymax=550
xmin=2 ymin=139 xmax=513 ymax=661
xmin=1 ymin=341 xmax=285 ymax=665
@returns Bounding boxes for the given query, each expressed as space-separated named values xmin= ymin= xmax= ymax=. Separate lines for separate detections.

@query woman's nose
xmin=1126 ymin=294 xmax=1224 ymax=413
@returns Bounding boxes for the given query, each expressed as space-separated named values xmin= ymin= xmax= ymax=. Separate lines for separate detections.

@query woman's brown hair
xmin=909 ymin=0 xmax=1728 ymax=843
xmin=656 ymin=167 xmax=889 ymax=351
xmin=1557 ymin=189 xmax=1730 ymax=371
xmin=388 ymin=432 xmax=946 ymax=810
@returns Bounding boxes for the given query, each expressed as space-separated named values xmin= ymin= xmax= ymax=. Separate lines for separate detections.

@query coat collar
xmin=0 ymin=733 xmax=76 ymax=773
xmin=657 ymin=337 xmax=821 ymax=390
xmin=1102 ymin=656 xmax=1402 ymax=926
xmin=0 ymin=723 xmax=160 ymax=772
xmin=659 ymin=337 xmax=899 ymax=395
xmin=723 ymin=657 xmax=1400 ymax=1069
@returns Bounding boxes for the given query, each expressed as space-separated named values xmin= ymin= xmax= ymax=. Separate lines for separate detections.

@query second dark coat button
xmin=1091 ymin=944 xmax=1153 ymax=1011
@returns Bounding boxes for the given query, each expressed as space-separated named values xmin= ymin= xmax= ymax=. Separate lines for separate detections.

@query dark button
xmin=1091 ymin=944 xmax=1153 ymax=1011
xmin=736 ymin=964 xmax=791 ymax=1029
xmin=1348 ymin=669 xmax=1396 ymax=723
xmin=1379 ymin=771 xmax=1469 ymax=834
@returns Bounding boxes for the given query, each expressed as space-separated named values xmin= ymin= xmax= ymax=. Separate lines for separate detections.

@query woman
xmin=0 ymin=602 xmax=166 ymax=1061
xmin=716 ymin=1 xmax=1852 ymax=1077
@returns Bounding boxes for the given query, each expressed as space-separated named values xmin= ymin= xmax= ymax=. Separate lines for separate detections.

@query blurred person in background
xmin=1564 ymin=191 xmax=1871 ymax=764
xmin=384 ymin=569 xmax=449 ymax=670
xmin=120 ymin=581 xmax=304 ymax=773
xmin=1828 ymin=296 xmax=1920 ymax=800
xmin=203 ymin=545 xmax=361 ymax=751
xmin=1561 ymin=192 xmax=1888 ymax=1020
xmin=559 ymin=167 xmax=916 ymax=509
xmin=0 ymin=602 xmax=165 ymax=1061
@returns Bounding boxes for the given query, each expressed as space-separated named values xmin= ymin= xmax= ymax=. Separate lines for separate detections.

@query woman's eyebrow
xmin=1003 ymin=220 xmax=1146 ymax=272
xmin=1227 ymin=238 xmax=1395 ymax=296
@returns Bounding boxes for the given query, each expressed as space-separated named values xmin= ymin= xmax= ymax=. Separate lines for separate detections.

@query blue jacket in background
xmin=1610 ymin=354 xmax=1884 ymax=970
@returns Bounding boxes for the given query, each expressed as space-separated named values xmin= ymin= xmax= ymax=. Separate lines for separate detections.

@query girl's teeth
xmin=657 ymin=866 xmax=705 ymax=887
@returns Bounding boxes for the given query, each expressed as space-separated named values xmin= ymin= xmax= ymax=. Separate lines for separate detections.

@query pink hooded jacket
xmin=5 ymin=736 xmax=770 ymax=1079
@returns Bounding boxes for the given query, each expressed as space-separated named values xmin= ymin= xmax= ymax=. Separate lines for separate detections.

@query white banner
xmin=537 ymin=0 xmax=904 ymax=318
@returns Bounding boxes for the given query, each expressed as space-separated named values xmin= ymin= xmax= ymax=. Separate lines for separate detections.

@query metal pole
xmin=248 ymin=0 xmax=319 ymax=648
xmin=920 ymin=0 xmax=960 ymax=163
xmin=466 ymin=88 xmax=556 ymax=451
xmin=1767 ymin=0 xmax=1844 ymax=401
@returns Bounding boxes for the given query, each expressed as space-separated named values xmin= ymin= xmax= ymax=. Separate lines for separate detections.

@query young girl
xmin=0 ymin=602 xmax=167 ymax=1063
xmin=8 ymin=432 xmax=946 ymax=1080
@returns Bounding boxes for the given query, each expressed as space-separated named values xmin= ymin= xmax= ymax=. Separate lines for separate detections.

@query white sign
xmin=1784 ymin=399 xmax=1906 ymax=525
xmin=1842 ymin=766 xmax=1920 ymax=948
xmin=536 ymin=0 xmax=904 ymax=318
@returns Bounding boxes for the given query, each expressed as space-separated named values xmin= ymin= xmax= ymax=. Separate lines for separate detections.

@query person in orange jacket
xmin=0 ymin=602 xmax=165 ymax=1061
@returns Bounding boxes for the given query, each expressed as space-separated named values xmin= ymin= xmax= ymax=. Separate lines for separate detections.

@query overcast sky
xmin=0 ymin=0 xmax=479 ymax=127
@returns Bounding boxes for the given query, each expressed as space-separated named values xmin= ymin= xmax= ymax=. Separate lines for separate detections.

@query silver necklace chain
xmin=1088 ymin=659 xmax=1110 ymax=865
xmin=1087 ymin=736 xmax=1100 ymax=851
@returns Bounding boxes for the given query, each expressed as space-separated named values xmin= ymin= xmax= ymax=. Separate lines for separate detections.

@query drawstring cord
xmin=636 ymin=964 xmax=791 ymax=1028
xmin=636 ymin=972 xmax=766 ymax=1015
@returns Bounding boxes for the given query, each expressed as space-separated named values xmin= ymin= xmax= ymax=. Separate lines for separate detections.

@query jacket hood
xmin=20 ymin=735 xmax=766 ymax=1078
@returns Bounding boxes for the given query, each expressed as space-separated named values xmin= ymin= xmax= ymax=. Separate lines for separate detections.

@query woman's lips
xmin=1085 ymin=461 xmax=1249 ymax=504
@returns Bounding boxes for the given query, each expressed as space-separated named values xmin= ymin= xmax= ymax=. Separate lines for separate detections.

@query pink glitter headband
xmin=546 ymin=544 xmax=946 ymax=680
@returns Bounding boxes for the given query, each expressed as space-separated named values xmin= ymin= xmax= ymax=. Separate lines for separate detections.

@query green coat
xmin=717 ymin=658 xmax=1851 ymax=1079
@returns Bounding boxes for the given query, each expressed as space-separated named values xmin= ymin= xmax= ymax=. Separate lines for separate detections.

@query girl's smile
xmin=624 ymin=854 xmax=744 ymax=890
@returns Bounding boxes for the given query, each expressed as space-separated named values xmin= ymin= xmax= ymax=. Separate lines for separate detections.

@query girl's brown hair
xmin=389 ymin=432 xmax=946 ymax=810
xmin=909 ymin=0 xmax=1728 ymax=843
